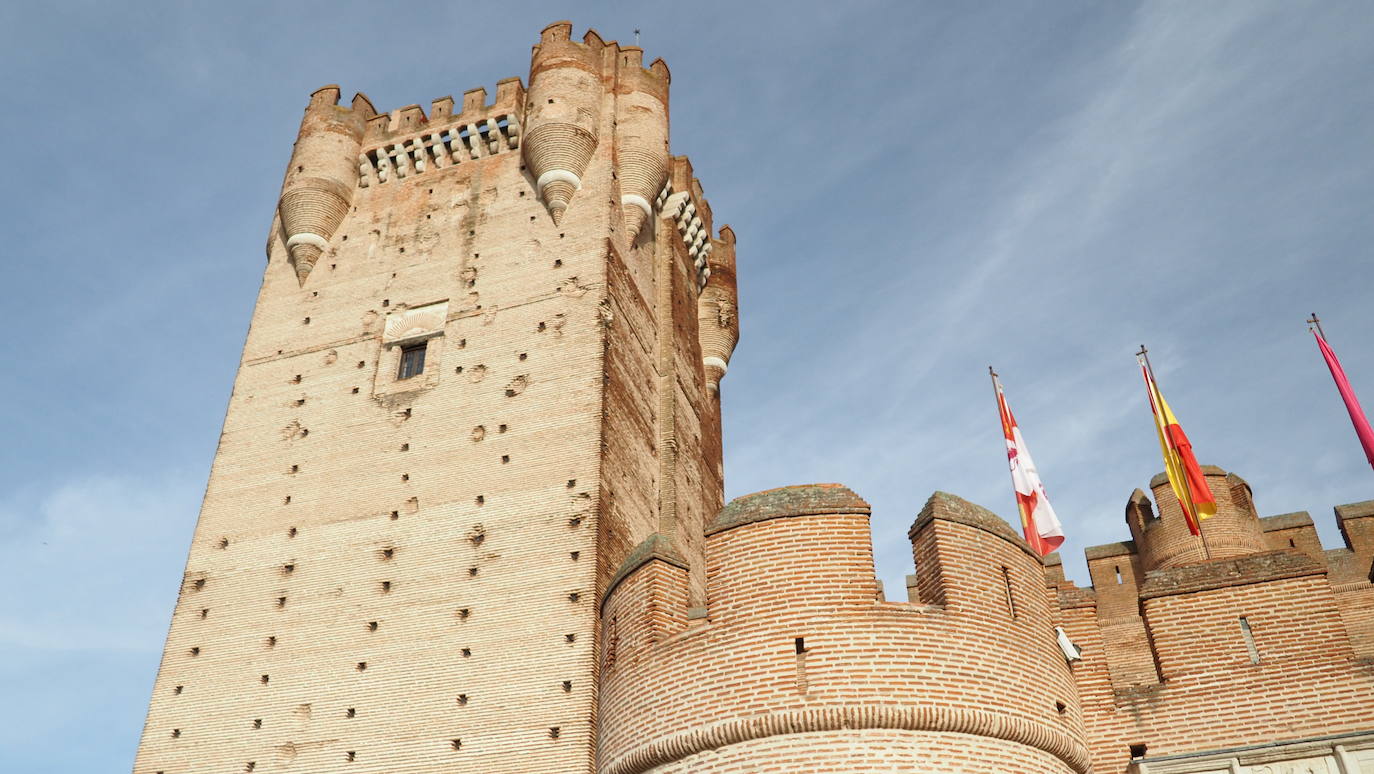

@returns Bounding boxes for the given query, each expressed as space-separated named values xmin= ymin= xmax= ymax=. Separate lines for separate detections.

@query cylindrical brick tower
xmin=696 ymin=226 xmax=738 ymax=393
xmin=523 ymin=21 xmax=604 ymax=224
xmin=276 ymin=86 xmax=372 ymax=284
xmin=1128 ymin=465 xmax=1270 ymax=570
xmin=597 ymin=486 xmax=1090 ymax=774
xmin=611 ymin=47 xmax=670 ymax=242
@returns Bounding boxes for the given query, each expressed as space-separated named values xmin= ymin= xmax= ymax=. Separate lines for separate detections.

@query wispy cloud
xmin=2 ymin=2 xmax=1372 ymax=770
xmin=0 ymin=473 xmax=200 ymax=653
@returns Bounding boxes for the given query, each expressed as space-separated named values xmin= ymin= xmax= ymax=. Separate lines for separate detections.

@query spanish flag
xmin=1138 ymin=354 xmax=1216 ymax=535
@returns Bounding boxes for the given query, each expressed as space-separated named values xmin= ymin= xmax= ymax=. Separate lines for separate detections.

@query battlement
xmin=1120 ymin=465 xmax=1271 ymax=569
xmin=1091 ymin=467 xmax=1374 ymax=582
xmin=534 ymin=22 xmax=671 ymax=89
xmin=597 ymin=484 xmax=1090 ymax=774
xmin=270 ymin=20 xmax=724 ymax=300
xmin=356 ymin=79 xmax=526 ymax=187
xmin=1064 ymin=469 xmax=1374 ymax=771
xmin=306 ymin=84 xmax=377 ymax=117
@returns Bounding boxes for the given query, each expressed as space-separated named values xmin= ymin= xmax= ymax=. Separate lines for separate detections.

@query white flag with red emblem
xmin=992 ymin=371 xmax=1065 ymax=556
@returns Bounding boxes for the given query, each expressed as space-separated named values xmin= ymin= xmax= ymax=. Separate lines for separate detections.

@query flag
xmin=1313 ymin=329 xmax=1374 ymax=470
xmin=992 ymin=373 xmax=1065 ymax=556
xmin=1138 ymin=355 xmax=1216 ymax=535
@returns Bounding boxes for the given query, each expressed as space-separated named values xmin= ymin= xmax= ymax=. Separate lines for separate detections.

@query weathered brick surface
xmin=599 ymin=487 xmax=1089 ymax=774
xmin=1069 ymin=467 xmax=1374 ymax=773
xmin=134 ymin=21 xmax=1374 ymax=774
xmin=134 ymin=22 xmax=736 ymax=774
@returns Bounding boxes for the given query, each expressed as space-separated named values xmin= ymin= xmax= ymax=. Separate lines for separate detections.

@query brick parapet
xmin=600 ymin=533 xmax=689 ymax=613
xmin=1137 ymin=549 xmax=1326 ymax=601
xmin=1337 ymin=499 xmax=1374 ymax=558
xmin=1085 ymin=541 xmax=1137 ymax=560
xmin=1134 ymin=466 xmax=1271 ymax=570
xmin=1067 ymin=473 xmax=1374 ymax=772
xmin=706 ymin=483 xmax=870 ymax=536
xmin=598 ymin=486 xmax=1090 ymax=773
xmin=1260 ymin=511 xmax=1315 ymax=531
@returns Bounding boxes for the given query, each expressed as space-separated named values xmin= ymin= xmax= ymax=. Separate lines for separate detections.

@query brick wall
xmin=598 ymin=486 xmax=1090 ymax=774
xmin=133 ymin=22 xmax=730 ymax=774
xmin=1067 ymin=473 xmax=1374 ymax=773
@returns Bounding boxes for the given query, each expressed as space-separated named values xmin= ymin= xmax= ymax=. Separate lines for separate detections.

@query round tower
xmin=696 ymin=226 xmax=739 ymax=393
xmin=597 ymin=487 xmax=1090 ymax=774
xmin=1130 ymin=465 xmax=1270 ymax=569
xmin=523 ymin=21 xmax=604 ymax=224
xmin=611 ymin=48 xmax=670 ymax=242
xmin=276 ymin=86 xmax=372 ymax=284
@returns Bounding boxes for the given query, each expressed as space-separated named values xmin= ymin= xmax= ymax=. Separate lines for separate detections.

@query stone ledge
xmin=1138 ymin=550 xmax=1325 ymax=601
xmin=908 ymin=491 xmax=1042 ymax=563
xmin=706 ymin=484 xmax=870 ymax=537
xmin=600 ymin=533 xmax=688 ymax=610
xmin=1336 ymin=500 xmax=1374 ymax=520
xmin=1149 ymin=465 xmax=1228 ymax=489
xmin=1261 ymin=511 xmax=1315 ymax=531
xmin=1058 ymin=586 xmax=1097 ymax=610
xmin=1131 ymin=728 xmax=1374 ymax=774
xmin=1086 ymin=540 xmax=1138 ymax=560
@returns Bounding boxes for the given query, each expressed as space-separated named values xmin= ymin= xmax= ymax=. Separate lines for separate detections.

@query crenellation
xmin=138 ymin=21 xmax=1374 ymax=774
xmin=599 ymin=485 xmax=1091 ymax=773
xmin=1336 ymin=499 xmax=1374 ymax=556
xmin=1065 ymin=471 xmax=1374 ymax=771
xmin=429 ymin=95 xmax=455 ymax=121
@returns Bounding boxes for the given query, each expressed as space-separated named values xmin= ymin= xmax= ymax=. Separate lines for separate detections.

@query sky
xmin=1 ymin=1 xmax=1372 ymax=770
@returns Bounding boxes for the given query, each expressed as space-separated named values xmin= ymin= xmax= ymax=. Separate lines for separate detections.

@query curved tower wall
xmin=523 ymin=22 xmax=604 ymax=223
xmin=696 ymin=225 xmax=738 ymax=393
xmin=1127 ymin=465 xmax=1270 ymax=570
xmin=610 ymin=48 xmax=670 ymax=242
xmin=597 ymin=486 xmax=1090 ymax=774
xmin=277 ymin=86 xmax=373 ymax=284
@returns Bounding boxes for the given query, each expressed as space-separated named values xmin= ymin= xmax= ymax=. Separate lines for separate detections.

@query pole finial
xmin=1308 ymin=313 xmax=1326 ymax=339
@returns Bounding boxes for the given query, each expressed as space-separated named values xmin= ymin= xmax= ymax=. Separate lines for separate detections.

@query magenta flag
xmin=1314 ymin=330 xmax=1374 ymax=469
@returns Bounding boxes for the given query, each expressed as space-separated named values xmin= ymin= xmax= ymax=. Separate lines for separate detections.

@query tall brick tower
xmin=134 ymin=20 xmax=1374 ymax=774
xmin=133 ymin=22 xmax=737 ymax=774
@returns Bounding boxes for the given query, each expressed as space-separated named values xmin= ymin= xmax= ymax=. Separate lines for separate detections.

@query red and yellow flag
xmin=1138 ymin=355 xmax=1216 ymax=535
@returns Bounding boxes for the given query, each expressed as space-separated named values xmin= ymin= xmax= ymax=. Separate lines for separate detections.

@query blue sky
xmin=2 ymin=2 xmax=1372 ymax=770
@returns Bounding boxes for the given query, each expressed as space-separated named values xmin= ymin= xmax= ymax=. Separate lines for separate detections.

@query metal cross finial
xmin=1307 ymin=312 xmax=1326 ymax=339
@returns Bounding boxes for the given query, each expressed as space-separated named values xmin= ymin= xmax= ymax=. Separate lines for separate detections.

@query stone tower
xmin=132 ymin=22 xmax=737 ymax=774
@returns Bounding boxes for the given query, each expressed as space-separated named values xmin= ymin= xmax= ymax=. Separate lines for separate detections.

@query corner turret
xmin=1133 ymin=465 xmax=1269 ymax=569
xmin=522 ymin=22 xmax=605 ymax=224
xmin=597 ymin=485 xmax=1090 ymax=774
xmin=697 ymin=225 xmax=739 ymax=392
xmin=610 ymin=46 xmax=670 ymax=242
xmin=276 ymin=86 xmax=373 ymax=284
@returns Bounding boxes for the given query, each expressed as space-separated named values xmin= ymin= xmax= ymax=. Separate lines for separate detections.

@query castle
xmin=133 ymin=22 xmax=1374 ymax=774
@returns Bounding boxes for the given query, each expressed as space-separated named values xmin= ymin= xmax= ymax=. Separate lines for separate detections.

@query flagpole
xmin=1137 ymin=345 xmax=1211 ymax=560
xmin=1307 ymin=313 xmax=1327 ymax=341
